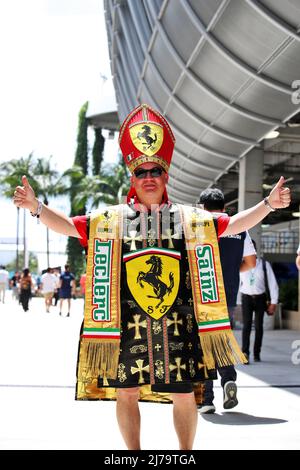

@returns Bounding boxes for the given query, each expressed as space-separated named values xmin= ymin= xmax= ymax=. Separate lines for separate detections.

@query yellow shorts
xmin=43 ymin=292 xmax=54 ymax=300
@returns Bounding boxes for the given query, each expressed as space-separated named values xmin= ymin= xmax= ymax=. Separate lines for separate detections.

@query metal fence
xmin=262 ymin=231 xmax=299 ymax=254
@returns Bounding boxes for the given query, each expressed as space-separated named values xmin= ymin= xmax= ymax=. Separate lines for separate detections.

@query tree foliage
xmin=92 ymin=127 xmax=105 ymax=176
xmin=6 ymin=252 xmax=38 ymax=274
xmin=72 ymin=154 xmax=130 ymax=212
xmin=74 ymin=101 xmax=89 ymax=174
xmin=67 ymin=102 xmax=89 ymax=279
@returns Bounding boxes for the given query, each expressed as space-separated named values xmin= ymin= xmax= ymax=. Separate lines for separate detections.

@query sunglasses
xmin=134 ymin=167 xmax=164 ymax=179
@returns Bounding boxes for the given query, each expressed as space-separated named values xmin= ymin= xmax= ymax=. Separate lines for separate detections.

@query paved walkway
xmin=0 ymin=294 xmax=299 ymax=450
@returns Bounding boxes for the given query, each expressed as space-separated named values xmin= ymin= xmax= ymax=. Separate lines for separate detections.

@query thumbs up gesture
xmin=268 ymin=176 xmax=291 ymax=209
xmin=13 ymin=175 xmax=38 ymax=213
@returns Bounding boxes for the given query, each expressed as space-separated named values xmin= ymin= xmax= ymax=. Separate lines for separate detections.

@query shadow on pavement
xmin=200 ymin=412 xmax=287 ymax=425
xmin=234 ymin=330 xmax=300 ymax=397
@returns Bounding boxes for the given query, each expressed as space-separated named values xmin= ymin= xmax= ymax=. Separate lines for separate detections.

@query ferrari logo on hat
xmin=129 ymin=123 xmax=163 ymax=157
xmin=124 ymin=248 xmax=180 ymax=320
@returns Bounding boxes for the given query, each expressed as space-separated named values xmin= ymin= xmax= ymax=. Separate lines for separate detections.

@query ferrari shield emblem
xmin=129 ymin=122 xmax=164 ymax=156
xmin=124 ymin=248 xmax=180 ymax=320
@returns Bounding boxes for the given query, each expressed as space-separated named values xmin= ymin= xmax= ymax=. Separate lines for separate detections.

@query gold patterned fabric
xmin=76 ymin=203 xmax=245 ymax=403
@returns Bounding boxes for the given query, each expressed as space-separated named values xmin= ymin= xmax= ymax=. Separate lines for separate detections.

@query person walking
xmin=10 ymin=271 xmax=21 ymax=301
xmin=59 ymin=265 xmax=75 ymax=317
xmin=12 ymin=104 xmax=291 ymax=450
xmin=240 ymin=240 xmax=279 ymax=363
xmin=52 ymin=268 xmax=60 ymax=306
xmin=198 ymin=188 xmax=256 ymax=413
xmin=41 ymin=268 xmax=57 ymax=313
xmin=0 ymin=266 xmax=9 ymax=303
xmin=19 ymin=268 xmax=33 ymax=312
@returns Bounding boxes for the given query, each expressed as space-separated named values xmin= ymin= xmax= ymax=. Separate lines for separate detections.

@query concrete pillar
xmin=238 ymin=148 xmax=264 ymax=255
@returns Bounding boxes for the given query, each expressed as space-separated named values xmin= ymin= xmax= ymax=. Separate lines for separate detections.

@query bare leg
xmin=172 ymin=392 xmax=198 ymax=450
xmin=116 ymin=387 xmax=141 ymax=450
xmin=46 ymin=295 xmax=52 ymax=312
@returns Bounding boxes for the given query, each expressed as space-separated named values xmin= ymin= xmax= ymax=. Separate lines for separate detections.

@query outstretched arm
xmin=13 ymin=175 xmax=80 ymax=238
xmin=222 ymin=177 xmax=291 ymax=237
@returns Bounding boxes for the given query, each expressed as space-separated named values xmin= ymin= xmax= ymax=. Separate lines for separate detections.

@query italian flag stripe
xmin=81 ymin=334 xmax=120 ymax=339
xmin=199 ymin=318 xmax=230 ymax=326
xmin=199 ymin=325 xmax=231 ymax=333
xmin=198 ymin=320 xmax=231 ymax=331
xmin=82 ymin=328 xmax=120 ymax=338
xmin=84 ymin=327 xmax=120 ymax=332
xmin=123 ymin=247 xmax=181 ymax=261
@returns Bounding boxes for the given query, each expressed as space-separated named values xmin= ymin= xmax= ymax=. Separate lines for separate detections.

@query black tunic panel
xmin=98 ymin=204 xmax=216 ymax=388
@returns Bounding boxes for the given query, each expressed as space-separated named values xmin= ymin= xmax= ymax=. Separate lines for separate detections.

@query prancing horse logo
xmin=137 ymin=255 xmax=174 ymax=309
xmin=124 ymin=248 xmax=180 ymax=320
xmin=137 ymin=125 xmax=158 ymax=150
xmin=129 ymin=122 xmax=163 ymax=157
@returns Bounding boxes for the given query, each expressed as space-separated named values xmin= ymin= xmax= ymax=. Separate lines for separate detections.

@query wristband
xmin=30 ymin=200 xmax=43 ymax=222
xmin=263 ymin=197 xmax=276 ymax=212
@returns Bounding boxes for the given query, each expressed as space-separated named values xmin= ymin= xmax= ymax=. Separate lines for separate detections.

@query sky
xmin=0 ymin=0 xmax=119 ymax=270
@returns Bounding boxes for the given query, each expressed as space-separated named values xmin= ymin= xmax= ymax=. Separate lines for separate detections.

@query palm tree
xmin=0 ymin=154 xmax=75 ymax=269
xmin=0 ymin=154 xmax=37 ymax=270
xmin=72 ymin=156 xmax=130 ymax=213
xmin=31 ymin=157 xmax=76 ymax=266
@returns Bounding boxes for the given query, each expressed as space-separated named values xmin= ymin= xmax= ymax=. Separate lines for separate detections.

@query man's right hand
xmin=13 ymin=175 xmax=38 ymax=213
xmin=13 ymin=175 xmax=82 ymax=239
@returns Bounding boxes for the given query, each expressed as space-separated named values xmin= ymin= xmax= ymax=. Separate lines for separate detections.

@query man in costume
xmin=13 ymin=104 xmax=291 ymax=450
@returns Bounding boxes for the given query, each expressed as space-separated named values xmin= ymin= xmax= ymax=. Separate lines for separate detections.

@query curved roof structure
xmin=104 ymin=0 xmax=300 ymax=206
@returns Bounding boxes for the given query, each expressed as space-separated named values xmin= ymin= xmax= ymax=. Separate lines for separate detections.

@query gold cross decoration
xmin=131 ymin=359 xmax=150 ymax=384
xmin=128 ymin=314 xmax=147 ymax=340
xmin=154 ymin=343 xmax=162 ymax=352
xmin=162 ymin=228 xmax=181 ymax=249
xmin=169 ymin=357 xmax=186 ymax=382
xmin=167 ymin=311 xmax=183 ymax=336
xmin=198 ymin=361 xmax=209 ymax=379
xmin=124 ymin=230 xmax=143 ymax=251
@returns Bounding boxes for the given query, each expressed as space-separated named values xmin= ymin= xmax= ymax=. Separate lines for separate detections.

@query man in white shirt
xmin=41 ymin=268 xmax=57 ymax=313
xmin=240 ymin=240 xmax=279 ymax=363
xmin=0 ymin=266 xmax=9 ymax=303
xmin=296 ymin=244 xmax=300 ymax=271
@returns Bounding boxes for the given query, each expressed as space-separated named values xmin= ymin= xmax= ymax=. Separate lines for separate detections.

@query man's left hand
xmin=267 ymin=303 xmax=277 ymax=315
xmin=268 ymin=176 xmax=291 ymax=209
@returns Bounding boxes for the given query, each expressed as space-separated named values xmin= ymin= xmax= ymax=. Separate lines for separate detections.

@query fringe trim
xmin=79 ymin=338 xmax=120 ymax=380
xmin=199 ymin=330 xmax=247 ymax=369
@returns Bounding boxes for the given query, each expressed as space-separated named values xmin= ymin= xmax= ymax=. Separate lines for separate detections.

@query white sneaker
xmin=223 ymin=381 xmax=238 ymax=409
xmin=198 ymin=404 xmax=216 ymax=414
